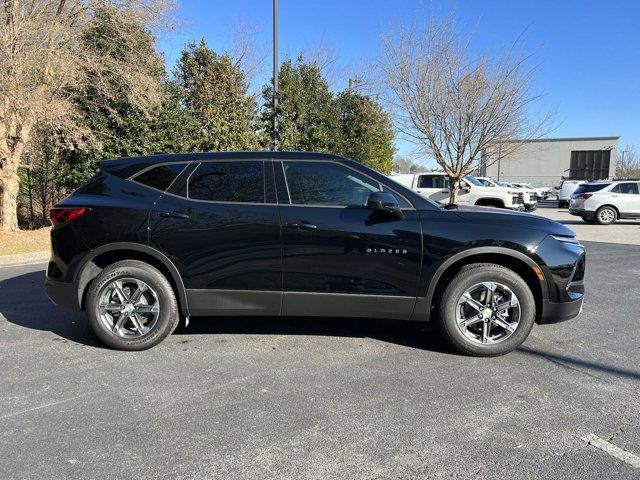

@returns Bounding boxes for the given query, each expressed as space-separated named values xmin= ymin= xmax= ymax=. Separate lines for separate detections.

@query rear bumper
xmin=538 ymin=297 xmax=583 ymax=324
xmin=568 ymin=208 xmax=593 ymax=218
xmin=44 ymin=278 xmax=80 ymax=310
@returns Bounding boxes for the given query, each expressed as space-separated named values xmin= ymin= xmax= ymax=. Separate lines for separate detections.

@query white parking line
xmin=582 ymin=434 xmax=640 ymax=469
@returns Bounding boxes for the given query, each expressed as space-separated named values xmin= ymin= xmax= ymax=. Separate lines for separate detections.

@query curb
xmin=0 ymin=250 xmax=49 ymax=267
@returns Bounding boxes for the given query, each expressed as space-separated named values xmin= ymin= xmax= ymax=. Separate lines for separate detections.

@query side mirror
xmin=367 ymin=191 xmax=404 ymax=219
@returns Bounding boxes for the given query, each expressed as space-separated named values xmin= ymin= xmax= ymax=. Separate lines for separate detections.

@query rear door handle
xmin=286 ymin=221 xmax=318 ymax=230
xmin=158 ymin=211 xmax=190 ymax=219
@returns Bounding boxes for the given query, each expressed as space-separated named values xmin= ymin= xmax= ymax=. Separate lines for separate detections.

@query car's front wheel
xmin=86 ymin=260 xmax=180 ymax=350
xmin=595 ymin=206 xmax=617 ymax=225
xmin=437 ymin=263 xmax=536 ymax=356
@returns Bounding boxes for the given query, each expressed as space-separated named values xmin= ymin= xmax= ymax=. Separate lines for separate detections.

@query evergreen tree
xmin=335 ymin=91 xmax=395 ymax=174
xmin=262 ymin=56 xmax=340 ymax=151
xmin=174 ymin=40 xmax=259 ymax=151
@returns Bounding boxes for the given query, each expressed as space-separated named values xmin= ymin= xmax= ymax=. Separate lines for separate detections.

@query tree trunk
xmin=0 ymin=171 xmax=20 ymax=231
xmin=448 ymin=177 xmax=460 ymax=205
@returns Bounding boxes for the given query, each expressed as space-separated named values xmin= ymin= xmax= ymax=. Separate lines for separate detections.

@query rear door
xmin=275 ymin=159 xmax=423 ymax=319
xmin=149 ymin=159 xmax=282 ymax=316
xmin=610 ymin=182 xmax=640 ymax=216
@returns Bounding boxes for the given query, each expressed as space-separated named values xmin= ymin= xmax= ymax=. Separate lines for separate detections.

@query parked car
xmin=569 ymin=180 xmax=640 ymax=224
xmin=557 ymin=180 xmax=587 ymax=208
xmin=513 ymin=183 xmax=551 ymax=201
xmin=45 ymin=152 xmax=585 ymax=356
xmin=391 ymin=172 xmax=525 ymax=210
xmin=476 ymin=177 xmax=537 ymax=211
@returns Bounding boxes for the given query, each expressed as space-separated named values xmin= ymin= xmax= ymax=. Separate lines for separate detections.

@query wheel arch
xmin=75 ymin=242 xmax=189 ymax=317
xmin=411 ymin=247 xmax=547 ymax=323
xmin=475 ymin=198 xmax=505 ymax=208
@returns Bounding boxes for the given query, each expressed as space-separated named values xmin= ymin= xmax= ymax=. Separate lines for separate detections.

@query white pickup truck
xmin=389 ymin=172 xmax=525 ymax=210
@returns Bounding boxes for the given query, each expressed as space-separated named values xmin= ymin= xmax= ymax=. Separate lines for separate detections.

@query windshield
xmin=464 ymin=175 xmax=483 ymax=187
xmin=477 ymin=178 xmax=496 ymax=187
xmin=497 ymin=181 xmax=511 ymax=187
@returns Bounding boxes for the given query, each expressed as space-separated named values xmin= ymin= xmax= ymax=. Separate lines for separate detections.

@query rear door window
xmin=417 ymin=175 xmax=450 ymax=189
xmin=133 ymin=163 xmax=188 ymax=191
xmin=611 ymin=182 xmax=639 ymax=194
xmin=188 ymin=161 xmax=265 ymax=203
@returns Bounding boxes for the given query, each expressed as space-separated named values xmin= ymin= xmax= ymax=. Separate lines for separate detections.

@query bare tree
xmin=616 ymin=145 xmax=640 ymax=179
xmin=0 ymin=0 xmax=173 ymax=230
xmin=380 ymin=14 xmax=552 ymax=204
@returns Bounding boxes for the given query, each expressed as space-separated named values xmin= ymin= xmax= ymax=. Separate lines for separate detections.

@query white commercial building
xmin=479 ymin=136 xmax=619 ymax=187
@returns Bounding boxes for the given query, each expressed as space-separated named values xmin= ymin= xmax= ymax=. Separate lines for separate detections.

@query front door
xmin=275 ymin=160 xmax=423 ymax=319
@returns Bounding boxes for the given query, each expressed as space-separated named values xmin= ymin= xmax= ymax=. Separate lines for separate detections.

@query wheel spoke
xmin=129 ymin=314 xmax=147 ymax=335
xmin=482 ymin=282 xmax=496 ymax=307
xmin=135 ymin=303 xmax=159 ymax=314
xmin=459 ymin=316 xmax=483 ymax=328
xmin=481 ymin=321 xmax=489 ymax=343
xmin=492 ymin=317 xmax=516 ymax=333
xmin=114 ymin=313 xmax=129 ymax=333
xmin=99 ymin=303 xmax=122 ymax=312
xmin=462 ymin=293 xmax=484 ymax=312
xmin=113 ymin=280 xmax=129 ymax=302
xmin=495 ymin=295 xmax=519 ymax=313
xmin=129 ymin=281 xmax=147 ymax=305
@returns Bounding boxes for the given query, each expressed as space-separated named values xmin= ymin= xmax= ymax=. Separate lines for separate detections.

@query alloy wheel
xmin=97 ymin=277 xmax=160 ymax=338
xmin=456 ymin=281 xmax=521 ymax=345
xmin=598 ymin=208 xmax=615 ymax=224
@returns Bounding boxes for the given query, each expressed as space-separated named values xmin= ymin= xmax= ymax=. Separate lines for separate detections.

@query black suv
xmin=45 ymin=152 xmax=585 ymax=355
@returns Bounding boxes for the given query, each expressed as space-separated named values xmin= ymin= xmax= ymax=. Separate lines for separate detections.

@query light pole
xmin=272 ymin=0 xmax=279 ymax=151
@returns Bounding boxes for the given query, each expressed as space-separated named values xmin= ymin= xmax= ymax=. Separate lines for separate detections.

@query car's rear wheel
xmin=86 ymin=260 xmax=179 ymax=350
xmin=437 ymin=263 xmax=536 ymax=356
xmin=595 ymin=206 xmax=616 ymax=225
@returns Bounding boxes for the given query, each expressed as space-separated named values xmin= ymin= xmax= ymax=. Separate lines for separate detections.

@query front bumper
xmin=538 ymin=297 xmax=583 ymax=324
xmin=44 ymin=278 xmax=80 ymax=310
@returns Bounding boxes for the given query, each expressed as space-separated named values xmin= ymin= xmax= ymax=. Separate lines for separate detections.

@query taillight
xmin=576 ymin=193 xmax=592 ymax=199
xmin=49 ymin=207 xmax=88 ymax=226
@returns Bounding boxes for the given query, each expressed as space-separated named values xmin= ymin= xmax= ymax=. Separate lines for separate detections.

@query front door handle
xmin=286 ymin=221 xmax=318 ymax=230
xmin=158 ymin=211 xmax=190 ymax=219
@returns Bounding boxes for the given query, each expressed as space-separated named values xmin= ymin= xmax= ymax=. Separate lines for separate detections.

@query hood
xmin=451 ymin=205 xmax=575 ymax=237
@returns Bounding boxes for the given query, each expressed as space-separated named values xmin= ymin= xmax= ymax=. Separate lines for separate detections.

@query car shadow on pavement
xmin=174 ymin=315 xmax=454 ymax=353
xmin=0 ymin=270 xmax=453 ymax=353
xmin=518 ymin=346 xmax=640 ymax=381
xmin=0 ymin=270 xmax=103 ymax=348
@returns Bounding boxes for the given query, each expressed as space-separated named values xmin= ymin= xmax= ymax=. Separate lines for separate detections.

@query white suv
xmin=390 ymin=172 xmax=525 ymax=210
xmin=476 ymin=177 xmax=537 ymax=211
xmin=569 ymin=180 xmax=640 ymax=224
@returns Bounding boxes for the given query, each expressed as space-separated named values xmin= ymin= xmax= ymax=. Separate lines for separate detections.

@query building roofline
xmin=491 ymin=136 xmax=620 ymax=144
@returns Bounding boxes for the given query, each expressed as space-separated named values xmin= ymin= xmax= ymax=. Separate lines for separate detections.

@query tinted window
xmin=574 ymin=183 xmax=610 ymax=195
xmin=188 ymin=161 xmax=264 ymax=203
xmin=417 ymin=174 xmax=450 ymax=189
xmin=465 ymin=176 xmax=483 ymax=186
xmin=283 ymin=161 xmax=380 ymax=206
xmin=134 ymin=163 xmax=188 ymax=191
xmin=611 ymin=182 xmax=639 ymax=194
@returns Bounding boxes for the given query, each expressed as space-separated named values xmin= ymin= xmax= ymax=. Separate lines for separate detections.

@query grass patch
xmin=0 ymin=227 xmax=51 ymax=256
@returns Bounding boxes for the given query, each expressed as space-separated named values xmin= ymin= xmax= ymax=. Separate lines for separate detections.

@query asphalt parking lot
xmin=1 ymin=206 xmax=639 ymax=479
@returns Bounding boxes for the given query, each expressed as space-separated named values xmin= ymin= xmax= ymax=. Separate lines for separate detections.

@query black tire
xmin=581 ymin=217 xmax=596 ymax=224
xmin=595 ymin=206 xmax=616 ymax=225
xmin=558 ymin=200 xmax=567 ymax=208
xmin=437 ymin=263 xmax=536 ymax=357
xmin=86 ymin=260 xmax=179 ymax=350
